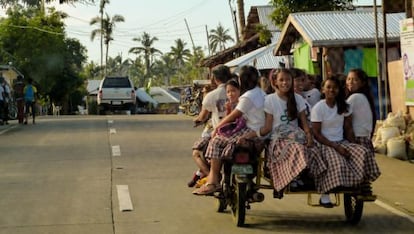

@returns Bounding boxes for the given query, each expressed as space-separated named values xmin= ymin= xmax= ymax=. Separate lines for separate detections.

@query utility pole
xmin=205 ymin=25 xmax=211 ymax=56
xmin=382 ymin=1 xmax=389 ymax=115
xmin=184 ymin=18 xmax=196 ymax=52
xmin=228 ymin=0 xmax=240 ymax=44
xmin=374 ymin=0 xmax=383 ymax=120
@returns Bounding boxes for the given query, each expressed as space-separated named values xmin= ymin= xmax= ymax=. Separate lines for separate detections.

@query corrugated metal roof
xmin=256 ymin=5 xmax=279 ymax=32
xmin=140 ymin=87 xmax=180 ymax=104
xmin=275 ymin=10 xmax=406 ymax=55
xmin=87 ymin=79 xmax=101 ymax=95
xmin=225 ymin=32 xmax=284 ymax=70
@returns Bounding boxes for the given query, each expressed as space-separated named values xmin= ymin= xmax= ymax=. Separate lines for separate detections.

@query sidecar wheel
xmin=344 ymin=193 xmax=364 ymax=224
xmin=231 ymin=182 xmax=247 ymax=227
xmin=216 ymin=197 xmax=227 ymax=212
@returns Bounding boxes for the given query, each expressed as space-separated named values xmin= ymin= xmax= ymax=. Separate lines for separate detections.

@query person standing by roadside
xmin=0 ymin=76 xmax=11 ymax=125
xmin=24 ymin=78 xmax=37 ymax=125
xmin=13 ymin=75 xmax=25 ymax=124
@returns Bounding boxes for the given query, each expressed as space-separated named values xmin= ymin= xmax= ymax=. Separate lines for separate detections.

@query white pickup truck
xmin=97 ymin=76 xmax=136 ymax=115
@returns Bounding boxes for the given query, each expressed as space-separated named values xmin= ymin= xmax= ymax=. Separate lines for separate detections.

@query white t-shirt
xmin=236 ymin=87 xmax=265 ymax=132
xmin=347 ymin=93 xmax=373 ymax=137
xmin=264 ymin=93 xmax=307 ymax=139
xmin=202 ymin=83 xmax=227 ymax=128
xmin=311 ymin=100 xmax=351 ymax=142
xmin=302 ymin=88 xmax=321 ymax=107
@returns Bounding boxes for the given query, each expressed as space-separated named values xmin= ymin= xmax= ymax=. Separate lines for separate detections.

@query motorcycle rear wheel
xmin=231 ymin=182 xmax=247 ymax=227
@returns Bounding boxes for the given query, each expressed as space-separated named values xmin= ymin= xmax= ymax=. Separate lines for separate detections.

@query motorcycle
xmin=214 ymin=141 xmax=264 ymax=227
xmin=213 ymin=143 xmax=376 ymax=227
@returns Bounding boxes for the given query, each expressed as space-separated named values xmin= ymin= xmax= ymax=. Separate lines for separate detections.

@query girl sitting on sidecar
xmin=257 ymin=68 xmax=314 ymax=196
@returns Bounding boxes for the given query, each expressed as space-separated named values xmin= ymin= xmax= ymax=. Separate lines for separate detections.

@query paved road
xmin=0 ymin=115 xmax=413 ymax=234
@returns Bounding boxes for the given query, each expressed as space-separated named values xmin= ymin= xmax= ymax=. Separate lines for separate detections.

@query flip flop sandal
xmin=192 ymin=183 xmax=221 ymax=196
xmin=195 ymin=177 xmax=207 ymax=188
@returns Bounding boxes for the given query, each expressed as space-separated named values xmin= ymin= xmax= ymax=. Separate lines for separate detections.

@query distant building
xmin=0 ymin=64 xmax=24 ymax=86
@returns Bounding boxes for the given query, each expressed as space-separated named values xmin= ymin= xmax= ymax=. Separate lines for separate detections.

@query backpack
xmin=25 ymin=85 xmax=35 ymax=102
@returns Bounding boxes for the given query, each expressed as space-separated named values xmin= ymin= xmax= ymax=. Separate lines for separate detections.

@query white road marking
xmin=108 ymin=120 xmax=114 ymax=124
xmin=0 ymin=125 xmax=17 ymax=135
xmin=112 ymin=145 xmax=121 ymax=156
xmin=109 ymin=128 xmax=116 ymax=134
xmin=375 ymin=200 xmax=414 ymax=223
xmin=116 ymin=185 xmax=134 ymax=211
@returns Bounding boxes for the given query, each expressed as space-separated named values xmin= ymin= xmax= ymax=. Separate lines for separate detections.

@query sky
xmin=47 ymin=0 xmax=270 ymax=63
xmin=48 ymin=0 xmax=377 ymax=63
xmin=1 ymin=0 xmax=376 ymax=64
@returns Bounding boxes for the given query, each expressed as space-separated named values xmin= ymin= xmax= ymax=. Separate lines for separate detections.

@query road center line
xmin=109 ymin=128 xmax=116 ymax=134
xmin=116 ymin=185 xmax=134 ymax=211
xmin=108 ymin=120 xmax=114 ymax=124
xmin=112 ymin=145 xmax=121 ymax=156
xmin=375 ymin=200 xmax=414 ymax=224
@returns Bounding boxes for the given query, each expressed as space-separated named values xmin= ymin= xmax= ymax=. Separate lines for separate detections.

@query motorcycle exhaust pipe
xmin=251 ymin=192 xmax=265 ymax=203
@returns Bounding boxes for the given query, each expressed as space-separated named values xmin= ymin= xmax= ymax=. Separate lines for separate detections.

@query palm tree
xmin=105 ymin=54 xmax=131 ymax=76
xmin=153 ymin=54 xmax=176 ymax=86
xmin=91 ymin=13 xmax=125 ymax=75
xmin=99 ymin=0 xmax=110 ymax=73
xmin=208 ymin=23 xmax=234 ymax=54
xmin=169 ymin=39 xmax=191 ymax=85
xmin=129 ymin=32 xmax=162 ymax=87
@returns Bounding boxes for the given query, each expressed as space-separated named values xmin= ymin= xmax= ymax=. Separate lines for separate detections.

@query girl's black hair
xmin=272 ymin=68 xmax=298 ymax=121
xmin=238 ymin=65 xmax=259 ymax=94
xmin=345 ymin=68 xmax=377 ymax=132
xmin=289 ymin=68 xmax=306 ymax=79
xmin=321 ymin=75 xmax=349 ymax=115
xmin=226 ymin=78 xmax=240 ymax=89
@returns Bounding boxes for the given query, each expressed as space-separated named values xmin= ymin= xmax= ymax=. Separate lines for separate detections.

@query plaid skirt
xmin=267 ymin=139 xmax=308 ymax=192
xmin=192 ymin=136 xmax=211 ymax=152
xmin=355 ymin=136 xmax=381 ymax=181
xmin=313 ymin=141 xmax=367 ymax=193
xmin=205 ymin=127 xmax=256 ymax=159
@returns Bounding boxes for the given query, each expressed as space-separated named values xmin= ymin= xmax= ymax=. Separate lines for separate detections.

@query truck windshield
xmin=103 ymin=78 xmax=131 ymax=88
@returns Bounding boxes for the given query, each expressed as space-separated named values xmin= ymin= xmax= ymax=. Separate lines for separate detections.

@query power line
xmin=7 ymin=24 xmax=64 ymax=35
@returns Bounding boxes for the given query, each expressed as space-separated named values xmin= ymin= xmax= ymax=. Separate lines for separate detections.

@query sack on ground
xmin=386 ymin=136 xmax=407 ymax=160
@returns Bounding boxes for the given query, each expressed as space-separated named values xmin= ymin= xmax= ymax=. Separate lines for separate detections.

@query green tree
xmin=185 ymin=46 xmax=207 ymax=83
xmin=208 ymin=23 xmax=234 ymax=54
xmin=98 ymin=0 xmax=109 ymax=76
xmin=269 ymin=0 xmax=354 ymax=28
xmin=90 ymin=13 xmax=124 ymax=75
xmin=127 ymin=57 xmax=145 ymax=87
xmin=0 ymin=0 xmax=95 ymax=8
xmin=169 ymin=38 xmax=191 ymax=85
xmin=152 ymin=54 xmax=175 ymax=86
xmin=82 ymin=61 xmax=102 ymax=80
xmin=0 ymin=6 xmax=87 ymax=112
xmin=105 ymin=54 xmax=131 ymax=76
xmin=129 ymin=32 xmax=162 ymax=87
xmin=256 ymin=24 xmax=272 ymax=45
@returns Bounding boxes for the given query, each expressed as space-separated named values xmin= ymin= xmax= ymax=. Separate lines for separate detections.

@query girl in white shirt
xmin=258 ymin=68 xmax=313 ymax=194
xmin=311 ymin=76 xmax=370 ymax=207
xmin=345 ymin=69 xmax=381 ymax=194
